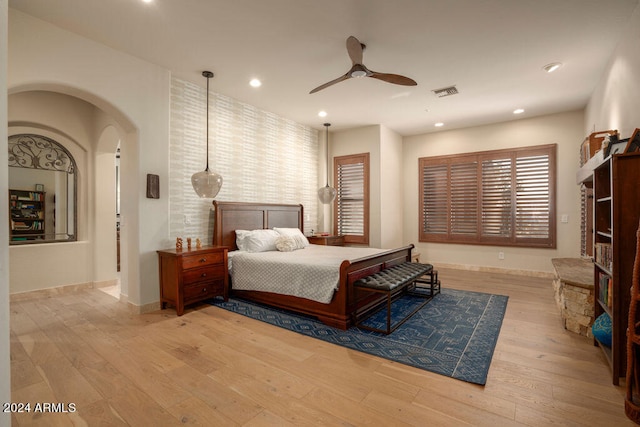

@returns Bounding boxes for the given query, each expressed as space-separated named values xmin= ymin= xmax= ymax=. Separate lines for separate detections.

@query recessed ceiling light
xmin=434 ymin=122 xmax=444 ymax=127
xmin=141 ymin=0 xmax=153 ymax=3
xmin=513 ymin=108 xmax=525 ymax=114
xmin=249 ymin=78 xmax=262 ymax=88
xmin=543 ymin=62 xmax=562 ymax=73
xmin=318 ymin=111 xmax=327 ymax=118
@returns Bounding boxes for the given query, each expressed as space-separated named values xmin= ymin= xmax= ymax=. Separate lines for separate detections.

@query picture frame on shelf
xmin=624 ymin=128 xmax=640 ymax=154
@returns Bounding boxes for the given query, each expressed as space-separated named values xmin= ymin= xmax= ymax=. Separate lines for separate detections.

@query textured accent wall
xmin=170 ymin=77 xmax=319 ymax=244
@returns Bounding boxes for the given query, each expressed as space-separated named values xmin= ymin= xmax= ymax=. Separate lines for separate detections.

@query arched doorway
xmin=7 ymin=86 xmax=138 ymax=302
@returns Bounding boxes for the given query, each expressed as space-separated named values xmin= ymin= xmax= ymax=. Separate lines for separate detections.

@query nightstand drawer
xmin=182 ymin=264 xmax=226 ymax=286
xmin=182 ymin=252 xmax=224 ymax=269
xmin=183 ymin=279 xmax=225 ymax=302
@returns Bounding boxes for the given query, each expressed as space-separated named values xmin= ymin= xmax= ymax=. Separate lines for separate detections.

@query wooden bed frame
xmin=212 ymin=201 xmax=415 ymax=329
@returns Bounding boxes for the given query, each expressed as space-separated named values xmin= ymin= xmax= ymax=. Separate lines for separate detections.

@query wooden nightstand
xmin=157 ymin=245 xmax=228 ymax=316
xmin=308 ymin=235 xmax=345 ymax=246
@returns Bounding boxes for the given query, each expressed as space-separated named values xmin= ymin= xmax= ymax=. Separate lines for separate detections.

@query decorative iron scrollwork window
xmin=8 ymin=134 xmax=77 ymax=243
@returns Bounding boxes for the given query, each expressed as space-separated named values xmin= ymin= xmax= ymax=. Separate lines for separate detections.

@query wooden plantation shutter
xmin=334 ymin=153 xmax=370 ymax=244
xmin=515 ymin=151 xmax=552 ymax=242
xmin=481 ymin=155 xmax=513 ymax=240
xmin=421 ymin=161 xmax=448 ymax=236
xmin=450 ymin=160 xmax=479 ymax=237
xmin=419 ymin=144 xmax=556 ymax=248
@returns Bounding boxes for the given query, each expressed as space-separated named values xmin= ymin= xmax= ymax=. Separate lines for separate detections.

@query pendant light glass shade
xmin=192 ymin=70 xmax=223 ymax=198
xmin=191 ymin=170 xmax=223 ymax=198
xmin=318 ymin=184 xmax=337 ymax=204
xmin=318 ymin=123 xmax=336 ymax=204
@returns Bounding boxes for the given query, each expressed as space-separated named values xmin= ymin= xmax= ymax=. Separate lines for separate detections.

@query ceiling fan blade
xmin=346 ymin=36 xmax=363 ymax=65
xmin=309 ymin=73 xmax=350 ymax=94
xmin=369 ymin=72 xmax=417 ymax=86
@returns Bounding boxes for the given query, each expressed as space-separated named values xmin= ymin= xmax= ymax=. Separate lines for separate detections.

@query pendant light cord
xmin=324 ymin=123 xmax=330 ymax=186
xmin=203 ymin=71 xmax=214 ymax=172
xmin=205 ymin=74 xmax=210 ymax=171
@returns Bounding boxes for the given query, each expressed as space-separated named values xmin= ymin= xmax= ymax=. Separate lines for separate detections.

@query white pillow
xmin=235 ymin=229 xmax=279 ymax=252
xmin=273 ymin=227 xmax=310 ymax=248
xmin=275 ymin=235 xmax=301 ymax=252
xmin=235 ymin=229 xmax=249 ymax=251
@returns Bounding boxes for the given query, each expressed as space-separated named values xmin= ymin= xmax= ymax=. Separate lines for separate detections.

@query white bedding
xmin=228 ymin=245 xmax=385 ymax=303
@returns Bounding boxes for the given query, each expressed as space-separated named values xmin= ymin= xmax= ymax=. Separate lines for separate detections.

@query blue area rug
xmin=210 ymin=288 xmax=508 ymax=385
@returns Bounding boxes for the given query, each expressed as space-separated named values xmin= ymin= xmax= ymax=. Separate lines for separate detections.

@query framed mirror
xmin=8 ymin=134 xmax=77 ymax=244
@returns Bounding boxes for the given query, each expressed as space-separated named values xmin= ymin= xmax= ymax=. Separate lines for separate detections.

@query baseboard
xmin=94 ymin=279 xmax=119 ymax=288
xmin=434 ymin=262 xmax=555 ymax=279
xmin=10 ymin=282 xmax=94 ymax=302
xmin=9 ymin=280 xmax=161 ymax=314
xmin=128 ymin=300 xmax=161 ymax=314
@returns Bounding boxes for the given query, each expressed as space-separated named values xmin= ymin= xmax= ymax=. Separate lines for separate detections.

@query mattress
xmin=228 ymin=245 xmax=385 ymax=303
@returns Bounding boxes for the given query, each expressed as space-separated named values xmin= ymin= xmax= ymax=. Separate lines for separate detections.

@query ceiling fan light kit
xmin=191 ymin=70 xmax=223 ymax=199
xmin=310 ymin=36 xmax=417 ymax=94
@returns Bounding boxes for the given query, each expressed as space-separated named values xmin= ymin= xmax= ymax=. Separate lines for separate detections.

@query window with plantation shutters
xmin=334 ymin=153 xmax=369 ymax=245
xmin=419 ymin=144 xmax=556 ymax=248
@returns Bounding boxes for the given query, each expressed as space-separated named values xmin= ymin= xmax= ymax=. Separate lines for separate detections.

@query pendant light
xmin=317 ymin=123 xmax=337 ymax=204
xmin=191 ymin=70 xmax=223 ymax=198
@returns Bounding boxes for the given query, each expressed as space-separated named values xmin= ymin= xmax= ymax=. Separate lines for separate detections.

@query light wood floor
xmin=9 ymin=268 xmax=634 ymax=426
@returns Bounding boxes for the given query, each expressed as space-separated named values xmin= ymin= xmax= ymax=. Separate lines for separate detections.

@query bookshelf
xmin=9 ymin=189 xmax=46 ymax=241
xmin=592 ymin=153 xmax=640 ymax=385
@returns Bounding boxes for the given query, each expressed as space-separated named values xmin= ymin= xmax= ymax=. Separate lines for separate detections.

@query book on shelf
xmin=595 ymin=242 xmax=613 ymax=270
xmin=598 ymin=272 xmax=613 ymax=309
xmin=11 ymin=220 xmax=43 ymax=230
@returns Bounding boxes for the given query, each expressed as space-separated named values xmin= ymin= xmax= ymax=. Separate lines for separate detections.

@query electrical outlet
xmin=561 ymin=214 xmax=569 ymax=223
xmin=498 ymin=252 xmax=505 ymax=260
xmin=183 ymin=214 xmax=191 ymax=225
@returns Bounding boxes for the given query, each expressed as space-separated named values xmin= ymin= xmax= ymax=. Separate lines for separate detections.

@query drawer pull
xmin=199 ymin=258 xmax=207 ymax=263
xmin=202 ymin=288 xmax=207 ymax=292
xmin=200 ymin=273 xmax=207 ymax=277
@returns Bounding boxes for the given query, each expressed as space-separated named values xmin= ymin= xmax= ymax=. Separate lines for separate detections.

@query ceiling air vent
xmin=432 ymin=85 xmax=458 ymax=98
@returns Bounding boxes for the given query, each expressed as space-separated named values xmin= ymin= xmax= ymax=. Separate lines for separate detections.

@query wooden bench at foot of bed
xmin=353 ymin=262 xmax=435 ymax=334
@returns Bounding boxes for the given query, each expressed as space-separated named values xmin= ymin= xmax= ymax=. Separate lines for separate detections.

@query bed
xmin=212 ymin=201 xmax=415 ymax=329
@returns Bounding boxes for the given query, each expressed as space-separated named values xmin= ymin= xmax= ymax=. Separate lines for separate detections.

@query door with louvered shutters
xmin=334 ymin=153 xmax=370 ymax=245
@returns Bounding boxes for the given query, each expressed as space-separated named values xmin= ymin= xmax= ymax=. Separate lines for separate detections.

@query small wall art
xmin=146 ymin=174 xmax=160 ymax=199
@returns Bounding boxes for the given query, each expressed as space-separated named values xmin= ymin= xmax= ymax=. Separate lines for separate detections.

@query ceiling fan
xmin=309 ymin=35 xmax=417 ymax=94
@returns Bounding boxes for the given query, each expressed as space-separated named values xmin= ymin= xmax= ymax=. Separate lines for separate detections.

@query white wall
xmin=330 ymin=124 xmax=404 ymax=249
xmin=331 ymin=125 xmax=382 ymax=247
xmin=379 ymin=125 xmax=404 ymax=249
xmin=94 ymin=125 xmax=119 ymax=284
xmin=9 ymin=9 xmax=171 ymax=306
xmin=1 ymin=0 xmax=11 ymax=421
xmin=403 ymin=110 xmax=584 ymax=274
xmin=585 ymin=4 xmax=640 ymax=138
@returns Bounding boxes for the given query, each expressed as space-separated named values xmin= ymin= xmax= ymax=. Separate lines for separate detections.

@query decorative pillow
xmin=592 ymin=312 xmax=612 ymax=347
xmin=275 ymin=235 xmax=300 ymax=252
xmin=273 ymin=227 xmax=309 ymax=248
xmin=235 ymin=229 xmax=279 ymax=253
